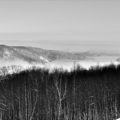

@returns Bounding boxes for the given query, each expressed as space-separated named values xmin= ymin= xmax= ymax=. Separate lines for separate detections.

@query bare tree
xmin=54 ymin=76 xmax=67 ymax=120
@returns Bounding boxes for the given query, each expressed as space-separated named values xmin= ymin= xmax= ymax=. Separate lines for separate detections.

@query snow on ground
xmin=116 ymin=118 xmax=120 ymax=120
xmin=44 ymin=55 xmax=120 ymax=71
xmin=0 ymin=55 xmax=119 ymax=74
xmin=39 ymin=56 xmax=49 ymax=63
xmin=44 ymin=60 xmax=74 ymax=71
xmin=45 ymin=60 xmax=120 ymax=71
xmin=0 ymin=59 xmax=32 ymax=69
xmin=3 ymin=49 xmax=11 ymax=58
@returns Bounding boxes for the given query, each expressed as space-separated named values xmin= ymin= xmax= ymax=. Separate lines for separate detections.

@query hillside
xmin=0 ymin=45 xmax=119 ymax=75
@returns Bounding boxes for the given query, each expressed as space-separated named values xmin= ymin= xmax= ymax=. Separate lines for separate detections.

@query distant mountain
xmin=0 ymin=45 xmax=48 ymax=64
xmin=0 ymin=45 xmax=93 ymax=66
xmin=0 ymin=44 xmax=119 ymax=75
xmin=0 ymin=45 xmax=90 ymax=75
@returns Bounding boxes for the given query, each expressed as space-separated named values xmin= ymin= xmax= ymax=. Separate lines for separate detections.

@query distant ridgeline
xmin=0 ymin=65 xmax=120 ymax=120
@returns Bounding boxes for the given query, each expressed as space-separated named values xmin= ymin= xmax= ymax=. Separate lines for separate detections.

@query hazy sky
xmin=0 ymin=0 xmax=120 ymax=52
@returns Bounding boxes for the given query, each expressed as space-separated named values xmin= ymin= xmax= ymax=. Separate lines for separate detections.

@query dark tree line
xmin=0 ymin=65 xmax=120 ymax=120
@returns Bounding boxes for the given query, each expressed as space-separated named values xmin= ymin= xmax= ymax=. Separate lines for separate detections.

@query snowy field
xmin=45 ymin=55 xmax=120 ymax=71
xmin=0 ymin=55 xmax=119 ymax=75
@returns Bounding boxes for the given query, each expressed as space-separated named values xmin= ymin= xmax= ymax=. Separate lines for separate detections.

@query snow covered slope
xmin=0 ymin=45 xmax=119 ymax=75
xmin=45 ymin=59 xmax=120 ymax=71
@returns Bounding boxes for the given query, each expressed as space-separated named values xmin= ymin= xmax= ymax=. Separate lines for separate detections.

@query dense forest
xmin=0 ymin=65 xmax=120 ymax=120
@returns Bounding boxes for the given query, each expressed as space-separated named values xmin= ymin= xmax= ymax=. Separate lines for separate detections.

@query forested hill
xmin=0 ymin=65 xmax=120 ymax=120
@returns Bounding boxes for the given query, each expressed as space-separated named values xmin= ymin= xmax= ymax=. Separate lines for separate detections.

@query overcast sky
xmin=0 ymin=0 xmax=120 ymax=52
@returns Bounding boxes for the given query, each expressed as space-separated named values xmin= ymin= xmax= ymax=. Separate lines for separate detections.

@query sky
xmin=0 ymin=0 xmax=120 ymax=52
